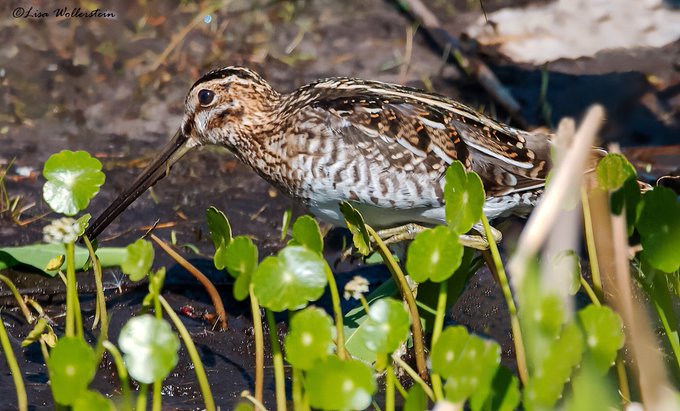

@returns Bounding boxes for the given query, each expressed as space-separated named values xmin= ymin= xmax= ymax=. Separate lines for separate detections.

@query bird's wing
xmin=299 ymin=79 xmax=551 ymax=196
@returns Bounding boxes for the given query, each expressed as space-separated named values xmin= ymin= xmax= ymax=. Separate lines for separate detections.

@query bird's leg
xmin=342 ymin=221 xmax=503 ymax=261
xmin=458 ymin=223 xmax=503 ymax=250
xmin=377 ymin=222 xmax=503 ymax=250
xmin=376 ymin=223 xmax=428 ymax=246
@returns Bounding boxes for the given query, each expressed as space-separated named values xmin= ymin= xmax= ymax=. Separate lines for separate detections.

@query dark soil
xmin=1 ymin=0 xmax=679 ymax=409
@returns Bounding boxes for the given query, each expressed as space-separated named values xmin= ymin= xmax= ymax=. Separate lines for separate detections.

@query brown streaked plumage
xmin=85 ymin=67 xmax=553 ymax=240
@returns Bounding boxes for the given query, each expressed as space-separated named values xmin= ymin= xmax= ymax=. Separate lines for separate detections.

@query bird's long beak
xmin=84 ymin=129 xmax=194 ymax=240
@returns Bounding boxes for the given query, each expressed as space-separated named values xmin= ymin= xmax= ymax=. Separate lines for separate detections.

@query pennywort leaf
xmin=42 ymin=150 xmax=105 ymax=216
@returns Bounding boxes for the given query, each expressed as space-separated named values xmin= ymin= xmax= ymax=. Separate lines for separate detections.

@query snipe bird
xmin=85 ymin=67 xmax=552 ymax=243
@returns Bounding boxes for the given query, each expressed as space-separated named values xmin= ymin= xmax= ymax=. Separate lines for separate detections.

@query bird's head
xmin=181 ymin=66 xmax=280 ymax=150
xmin=84 ymin=67 xmax=279 ymax=240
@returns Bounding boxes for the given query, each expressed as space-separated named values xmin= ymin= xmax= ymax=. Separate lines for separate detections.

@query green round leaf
xmin=404 ymin=384 xmax=427 ymax=411
xmin=406 ymin=226 xmax=463 ymax=282
xmin=358 ymin=298 xmax=411 ymax=354
xmin=206 ymin=206 xmax=232 ymax=251
xmin=610 ymin=177 xmax=641 ymax=235
xmin=534 ymin=294 xmax=566 ymax=338
xmin=306 ymin=356 xmax=376 ymax=410
xmin=118 ymin=314 xmax=180 ymax=384
xmin=42 ymin=150 xmax=105 ymax=216
xmin=577 ymin=305 xmax=624 ymax=374
xmin=253 ymin=246 xmax=329 ymax=311
xmin=121 ymin=239 xmax=154 ymax=281
xmin=284 ymin=306 xmax=334 ymax=369
xmin=523 ymin=322 xmax=583 ymax=408
xmin=221 ymin=236 xmax=258 ymax=279
xmin=233 ymin=402 xmax=255 ymax=411
xmin=637 ymin=186 xmax=680 ymax=273
xmin=48 ymin=337 xmax=97 ymax=405
xmin=470 ymin=366 xmax=520 ymax=411
xmin=76 ymin=214 xmax=91 ymax=237
xmin=291 ymin=215 xmax=323 ymax=253
xmin=339 ymin=201 xmax=371 ymax=256
xmin=431 ymin=326 xmax=501 ymax=403
xmin=596 ymin=153 xmax=636 ymax=191
xmin=444 ymin=161 xmax=485 ymax=234
xmin=233 ymin=272 xmax=252 ymax=301
xmin=72 ymin=390 xmax=116 ymax=411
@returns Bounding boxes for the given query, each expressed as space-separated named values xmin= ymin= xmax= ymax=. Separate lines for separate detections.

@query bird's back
xmin=266 ymin=77 xmax=552 ymax=227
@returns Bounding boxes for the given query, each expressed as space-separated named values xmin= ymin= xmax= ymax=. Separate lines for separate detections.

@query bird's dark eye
xmin=198 ymin=89 xmax=215 ymax=106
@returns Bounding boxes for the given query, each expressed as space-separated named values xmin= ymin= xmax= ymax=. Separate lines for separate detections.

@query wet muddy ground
xmin=1 ymin=0 xmax=679 ymax=409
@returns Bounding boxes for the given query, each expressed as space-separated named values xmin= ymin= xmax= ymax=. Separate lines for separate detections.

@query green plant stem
xmin=650 ymin=274 xmax=680 ymax=371
xmin=159 ymin=296 xmax=215 ymax=411
xmin=581 ymin=189 xmax=604 ymax=301
xmin=367 ymin=225 xmax=427 ymax=378
xmin=65 ymin=242 xmax=83 ymax=338
xmin=152 ymin=269 xmax=163 ymax=411
xmin=392 ymin=355 xmax=435 ymax=401
xmin=152 ymin=380 xmax=161 ymax=411
xmin=0 ymin=313 xmax=27 ymax=411
xmin=265 ymin=309 xmax=287 ymax=411
xmin=102 ymin=341 xmax=132 ymax=411
xmin=393 ymin=373 xmax=408 ymax=399
xmin=151 ymin=234 xmax=228 ymax=330
xmin=616 ymin=354 xmax=631 ymax=403
xmin=241 ymin=391 xmax=267 ymax=411
xmin=292 ymin=368 xmax=309 ymax=411
xmin=358 ymin=295 xmax=371 ymax=314
xmin=579 ymin=275 xmax=601 ymax=306
xmin=39 ymin=338 xmax=49 ymax=362
xmin=324 ymin=268 xmax=347 ymax=360
xmin=83 ymin=236 xmax=108 ymax=338
xmin=0 ymin=274 xmax=34 ymax=323
xmin=430 ymin=280 xmax=448 ymax=400
xmin=480 ymin=215 xmax=529 ymax=385
xmin=136 ymin=383 xmax=148 ymax=411
xmin=385 ymin=364 xmax=395 ymax=411
xmin=249 ymin=284 xmax=265 ymax=403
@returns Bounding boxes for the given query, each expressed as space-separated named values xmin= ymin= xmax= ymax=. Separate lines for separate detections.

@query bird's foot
xmin=340 ymin=221 xmax=503 ymax=261
xmin=376 ymin=223 xmax=428 ymax=246
xmin=376 ymin=222 xmax=502 ymax=251
xmin=459 ymin=223 xmax=503 ymax=250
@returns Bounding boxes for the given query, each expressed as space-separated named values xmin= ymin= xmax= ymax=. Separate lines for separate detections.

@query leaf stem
xmin=249 ymin=284 xmax=265 ymax=403
xmin=240 ymin=391 xmax=267 ymax=411
xmin=579 ymin=275 xmax=601 ymax=306
xmin=102 ymin=340 xmax=132 ymax=411
xmin=650 ymin=273 xmax=680 ymax=371
xmin=392 ymin=355 xmax=435 ymax=401
xmin=136 ymin=383 xmax=148 ymax=411
xmin=358 ymin=295 xmax=371 ymax=315
xmin=159 ymin=296 xmax=215 ymax=411
xmin=0 ymin=274 xmax=34 ymax=323
xmin=394 ymin=372 xmax=408 ymax=399
xmin=480 ymin=215 xmax=529 ymax=385
xmin=83 ymin=236 xmax=108 ymax=338
xmin=150 ymin=234 xmax=228 ymax=330
xmin=324 ymin=268 xmax=347 ymax=360
xmin=0 ymin=313 xmax=27 ymax=411
xmin=292 ymin=368 xmax=308 ymax=411
xmin=581 ymin=188 xmax=604 ymax=301
xmin=265 ymin=309 xmax=287 ymax=411
xmin=366 ymin=225 xmax=427 ymax=379
xmin=152 ymin=380 xmax=161 ymax=411
xmin=65 ymin=242 xmax=82 ymax=338
xmin=430 ymin=280 xmax=447 ymax=400
xmin=385 ymin=363 xmax=395 ymax=411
